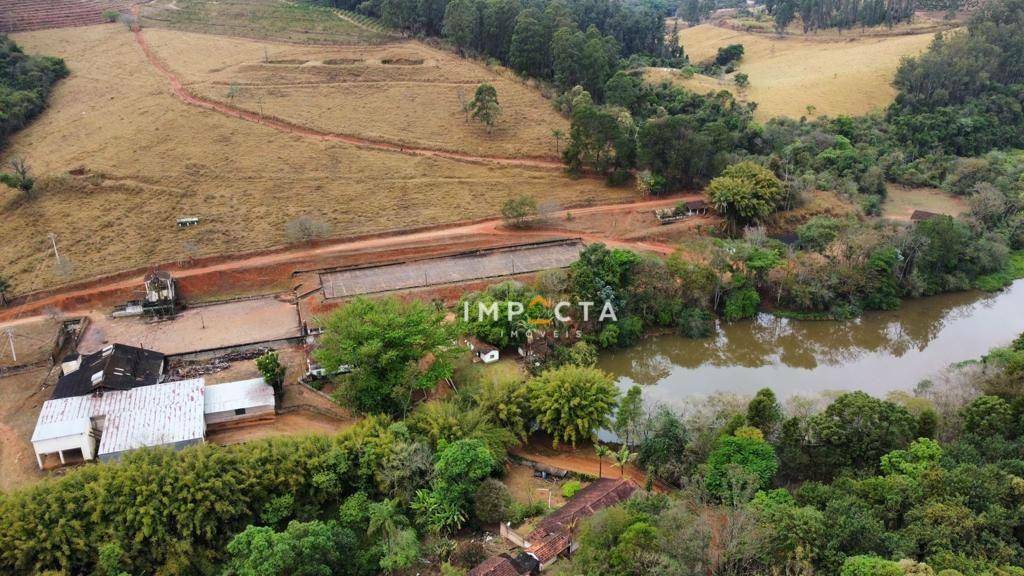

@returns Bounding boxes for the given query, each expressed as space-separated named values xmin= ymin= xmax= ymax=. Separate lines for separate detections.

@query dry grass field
xmin=0 ymin=24 xmax=630 ymax=295
xmin=661 ymin=24 xmax=939 ymax=120
xmin=883 ymin=185 xmax=968 ymax=221
xmin=0 ymin=318 xmax=60 ymax=368
xmin=144 ymin=28 xmax=570 ymax=157
xmin=139 ymin=0 xmax=391 ymax=44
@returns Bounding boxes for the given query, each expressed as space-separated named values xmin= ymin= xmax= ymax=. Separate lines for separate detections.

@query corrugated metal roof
xmin=31 ymin=417 xmax=91 ymax=442
xmin=35 ymin=379 xmax=205 ymax=456
xmin=204 ymin=377 xmax=275 ymax=414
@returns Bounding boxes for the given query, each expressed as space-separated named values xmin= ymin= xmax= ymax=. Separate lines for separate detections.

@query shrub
xmin=450 ymin=541 xmax=488 ymax=568
xmin=561 ymin=480 xmax=582 ymax=498
xmin=473 ymin=479 xmax=512 ymax=525
xmin=840 ymin=555 xmax=902 ymax=576
xmin=102 ymin=9 xmax=120 ymax=22
xmin=501 ymin=195 xmax=539 ymax=228
xmin=284 ymin=215 xmax=331 ymax=242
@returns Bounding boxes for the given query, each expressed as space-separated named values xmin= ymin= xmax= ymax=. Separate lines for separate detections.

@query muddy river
xmin=598 ymin=280 xmax=1024 ymax=405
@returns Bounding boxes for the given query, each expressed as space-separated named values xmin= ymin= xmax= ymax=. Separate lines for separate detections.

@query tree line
xmin=0 ymin=35 xmax=67 ymax=151
xmin=308 ymin=0 xmax=677 ymax=89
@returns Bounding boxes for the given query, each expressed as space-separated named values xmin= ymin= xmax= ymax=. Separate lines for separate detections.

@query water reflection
xmin=598 ymin=281 xmax=1024 ymax=404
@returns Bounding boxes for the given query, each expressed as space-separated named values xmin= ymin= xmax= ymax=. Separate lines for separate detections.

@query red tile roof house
xmin=470 ymin=478 xmax=640 ymax=576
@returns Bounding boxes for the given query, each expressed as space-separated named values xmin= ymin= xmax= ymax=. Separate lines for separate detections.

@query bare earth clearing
xmin=658 ymin=23 xmax=939 ymax=120
xmin=883 ymin=184 xmax=968 ymax=221
xmin=0 ymin=24 xmax=631 ymax=294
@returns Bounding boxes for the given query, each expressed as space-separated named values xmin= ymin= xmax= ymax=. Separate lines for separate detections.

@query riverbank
xmin=597 ymin=279 xmax=1024 ymax=404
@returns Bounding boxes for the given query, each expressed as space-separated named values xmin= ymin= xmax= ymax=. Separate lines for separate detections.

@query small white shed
xmin=204 ymin=377 xmax=276 ymax=429
xmin=30 ymin=418 xmax=95 ymax=468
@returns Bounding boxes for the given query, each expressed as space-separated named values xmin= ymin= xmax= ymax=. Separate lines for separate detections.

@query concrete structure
xmin=32 ymin=379 xmax=206 ymax=467
xmin=204 ymin=377 xmax=276 ymax=428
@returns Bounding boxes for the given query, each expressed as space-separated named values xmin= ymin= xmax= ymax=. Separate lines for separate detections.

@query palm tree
xmin=551 ymin=128 xmax=565 ymax=155
xmin=594 ymin=443 xmax=612 ymax=478
xmin=611 ymin=446 xmax=636 ymax=479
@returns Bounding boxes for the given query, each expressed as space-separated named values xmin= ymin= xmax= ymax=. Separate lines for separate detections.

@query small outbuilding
xmin=204 ymin=377 xmax=276 ymax=430
xmin=684 ymin=199 xmax=709 ymax=216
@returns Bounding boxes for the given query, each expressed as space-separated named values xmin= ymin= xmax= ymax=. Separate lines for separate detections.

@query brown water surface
xmin=597 ymin=280 xmax=1024 ymax=405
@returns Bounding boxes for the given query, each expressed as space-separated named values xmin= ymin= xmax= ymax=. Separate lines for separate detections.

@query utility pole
xmin=47 ymin=232 xmax=61 ymax=265
xmin=4 ymin=329 xmax=15 ymax=363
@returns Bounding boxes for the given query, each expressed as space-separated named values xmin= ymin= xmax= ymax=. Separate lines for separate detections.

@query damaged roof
xmin=52 ymin=344 xmax=166 ymax=400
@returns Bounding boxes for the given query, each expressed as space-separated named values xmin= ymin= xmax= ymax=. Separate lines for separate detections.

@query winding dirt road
xmin=130 ymin=25 xmax=566 ymax=169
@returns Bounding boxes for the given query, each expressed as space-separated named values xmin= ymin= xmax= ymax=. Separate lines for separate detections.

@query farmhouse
xmin=32 ymin=379 xmax=206 ymax=467
xmin=32 ymin=346 xmax=277 ymax=468
xmin=472 ymin=478 xmax=639 ymax=575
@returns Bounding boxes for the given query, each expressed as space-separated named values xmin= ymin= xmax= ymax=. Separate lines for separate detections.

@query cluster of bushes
xmin=563 ymin=337 xmax=1024 ymax=575
xmin=0 ymin=35 xmax=67 ymax=150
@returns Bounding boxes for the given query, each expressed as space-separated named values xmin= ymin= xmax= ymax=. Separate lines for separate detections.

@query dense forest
xmin=0 ymin=35 xmax=67 ymax=150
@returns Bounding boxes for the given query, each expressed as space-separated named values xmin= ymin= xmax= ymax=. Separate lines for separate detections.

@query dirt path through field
xmin=0 ymin=196 xmax=685 ymax=324
xmin=130 ymin=20 xmax=564 ymax=169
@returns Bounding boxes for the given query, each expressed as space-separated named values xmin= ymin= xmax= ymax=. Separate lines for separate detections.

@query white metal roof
xmin=31 ymin=417 xmax=91 ymax=443
xmin=204 ymin=377 xmax=275 ymax=414
xmin=34 ymin=379 xmax=206 ymax=456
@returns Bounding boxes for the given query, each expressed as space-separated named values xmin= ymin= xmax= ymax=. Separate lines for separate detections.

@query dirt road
xmin=0 ymin=196 xmax=686 ymax=325
xmin=131 ymin=25 xmax=565 ymax=170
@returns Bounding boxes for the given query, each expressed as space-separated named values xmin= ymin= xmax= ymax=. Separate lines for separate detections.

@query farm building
xmin=32 ymin=362 xmax=277 ymax=468
xmin=54 ymin=343 xmax=166 ymax=399
xmin=204 ymin=377 xmax=276 ymax=429
xmin=683 ymin=199 xmax=709 ymax=216
xmin=474 ymin=478 xmax=639 ymax=575
xmin=32 ymin=379 xmax=206 ymax=467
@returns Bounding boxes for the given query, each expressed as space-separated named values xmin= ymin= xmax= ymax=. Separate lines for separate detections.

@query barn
xmin=31 ymin=379 xmax=206 ymax=467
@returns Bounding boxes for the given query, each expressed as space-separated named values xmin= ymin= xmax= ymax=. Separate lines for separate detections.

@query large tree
xmin=529 ymin=364 xmax=620 ymax=447
xmin=707 ymin=161 xmax=784 ymax=231
xmin=468 ymin=83 xmax=501 ymax=133
xmin=314 ymin=297 xmax=455 ymax=416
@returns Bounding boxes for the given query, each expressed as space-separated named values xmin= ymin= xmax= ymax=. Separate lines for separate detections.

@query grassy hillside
xmin=146 ymin=29 xmax=571 ymax=158
xmin=666 ymin=24 xmax=937 ymax=120
xmin=139 ymin=0 xmax=391 ymax=44
xmin=0 ymin=25 xmax=628 ymax=295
